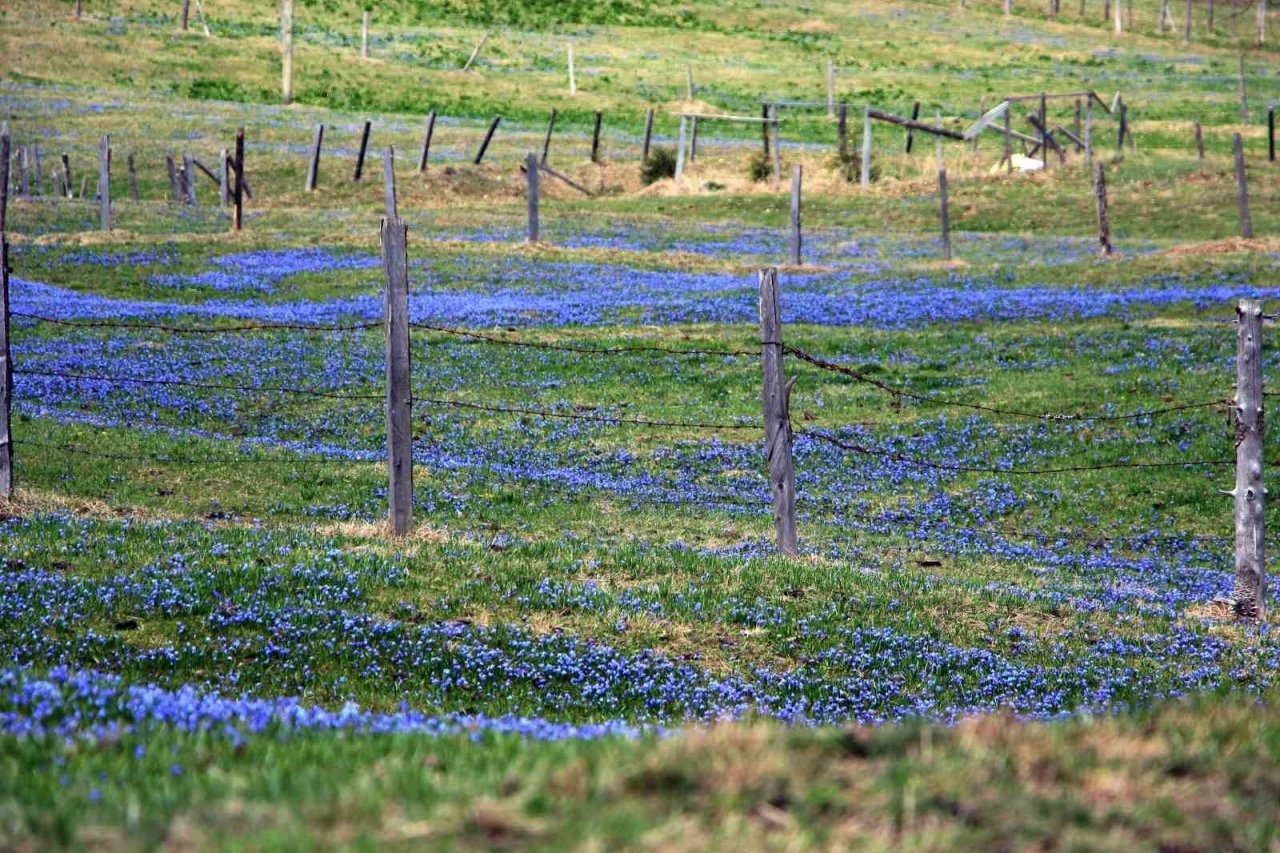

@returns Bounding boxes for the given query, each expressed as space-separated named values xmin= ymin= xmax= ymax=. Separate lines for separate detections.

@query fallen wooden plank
xmin=866 ymin=109 xmax=966 ymax=140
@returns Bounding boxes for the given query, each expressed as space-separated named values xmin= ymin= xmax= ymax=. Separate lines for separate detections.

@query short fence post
xmin=232 ymin=127 xmax=244 ymax=233
xmin=758 ymin=267 xmax=798 ymax=557
xmin=1194 ymin=120 xmax=1205 ymax=160
xmin=675 ymin=116 xmax=687 ymax=179
xmin=306 ymin=123 xmax=324 ymax=191
xmin=474 ymin=116 xmax=500 ymax=165
xmin=1093 ymin=162 xmax=1112 ymax=255
xmin=641 ymin=108 xmax=654 ymax=163
xmin=98 ymin=134 xmax=110 ymax=230
xmin=938 ymin=166 xmax=952 ymax=261
xmin=860 ymin=106 xmax=871 ymax=187
xmin=1233 ymin=133 xmax=1253 ymax=238
xmin=128 ymin=152 xmax=139 ymax=201
xmin=354 ymin=120 xmax=372 ymax=182
xmin=219 ymin=149 xmax=229 ymax=206
xmin=418 ymin=112 xmax=436 ymax=173
xmin=541 ymin=109 xmax=557 ymax=166
xmin=381 ymin=213 xmax=413 ymax=538
xmin=1231 ymin=299 xmax=1265 ymax=619
xmin=788 ymin=164 xmax=802 ymax=265
xmin=591 ymin=110 xmax=603 ymax=163
xmin=281 ymin=0 xmax=294 ymax=105
xmin=0 ymin=132 xmax=12 ymax=499
xmin=183 ymin=152 xmax=197 ymax=205
xmin=526 ymin=152 xmax=539 ymax=243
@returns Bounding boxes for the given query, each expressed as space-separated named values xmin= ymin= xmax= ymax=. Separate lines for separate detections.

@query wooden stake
xmin=281 ymin=0 xmax=294 ymax=106
xmin=418 ymin=112 xmax=436 ymax=173
xmin=541 ymin=109 xmax=557 ymax=166
xmin=686 ymin=64 xmax=694 ymax=101
xmin=98 ymin=135 xmax=110 ymax=230
xmin=641 ymin=108 xmax=654 ymax=163
xmin=474 ymin=116 xmax=500 ymax=165
xmin=591 ymin=110 xmax=603 ymax=163
xmin=1074 ymin=98 xmax=1083 ymax=151
xmin=181 ymin=0 xmax=190 ymax=31
xmin=770 ymin=105 xmax=782 ymax=188
xmin=1233 ymin=133 xmax=1253 ymax=238
xmin=837 ymin=103 xmax=849 ymax=162
xmin=462 ymin=29 xmax=490 ymax=71
xmin=232 ymin=127 xmax=244 ymax=233
xmin=306 ymin=123 xmax=323 ymax=191
xmin=0 ymin=133 xmax=11 ymax=499
xmin=1184 ymin=0 xmax=1194 ymax=43
xmin=761 ymin=103 xmax=770 ymax=158
xmin=380 ymin=216 xmax=412 ymax=538
xmin=1094 ymin=162 xmax=1112 ymax=255
xmin=938 ymin=166 xmax=952 ymax=261
xmin=354 ymin=120 xmax=372 ymax=182
xmin=31 ymin=147 xmax=41 ymax=197
xmin=1232 ymin=298 xmax=1265 ymax=619
xmin=15 ymin=149 xmax=27 ymax=198
xmin=1269 ymin=105 xmax=1276 ymax=162
xmin=758 ymin=267 xmax=797 ymax=558
xmin=788 ymin=164 xmax=802 ymax=266
xmin=128 ymin=151 xmax=139 ymax=201
xmin=526 ymin=152 xmax=539 ymax=244
xmin=1004 ymin=102 xmax=1013 ymax=174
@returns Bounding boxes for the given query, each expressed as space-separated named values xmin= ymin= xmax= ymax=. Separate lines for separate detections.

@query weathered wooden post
xmin=1258 ymin=0 xmax=1268 ymax=46
xmin=382 ymin=146 xmax=397 ymax=221
xmin=591 ymin=110 xmax=603 ymax=163
xmin=1194 ymin=120 xmax=1205 ymax=159
xmin=354 ymin=120 xmax=372 ymax=182
xmin=31 ymin=148 xmax=42 ymax=197
xmin=1038 ymin=92 xmax=1048 ymax=160
xmin=1085 ymin=97 xmax=1094 ymax=167
xmin=1239 ymin=54 xmax=1249 ymax=124
xmin=788 ymin=164 xmax=802 ymax=266
xmin=1004 ymin=102 xmax=1013 ymax=174
xmin=689 ymin=115 xmax=698 ymax=162
xmin=758 ymin=267 xmax=797 ymax=557
xmin=1231 ymin=299 xmax=1265 ymax=619
xmin=306 ymin=124 xmax=324 ymax=191
xmin=127 ymin=152 xmax=139 ymax=201
xmin=1184 ymin=0 xmax=1194 ymax=43
xmin=686 ymin=64 xmax=695 ymax=100
xmin=166 ymin=154 xmax=180 ymax=201
xmin=0 ymin=132 xmax=12 ymax=499
xmin=418 ymin=112 xmax=436 ymax=173
xmin=973 ymin=97 xmax=985 ymax=153
xmin=281 ymin=0 xmax=294 ymax=106
xmin=15 ymin=149 xmax=28 ymax=198
xmin=61 ymin=153 xmax=72 ymax=200
xmin=938 ymin=166 xmax=952 ymax=261
xmin=462 ymin=29 xmax=490 ymax=71
xmin=541 ymin=109 xmax=557 ymax=166
xmin=641 ymin=108 xmax=654 ymax=163
xmin=219 ymin=148 xmax=229 ymax=206
xmin=1074 ymin=98 xmax=1083 ymax=151
xmin=360 ymin=9 xmax=369 ymax=60
xmin=1233 ymin=133 xmax=1253 ymax=238
xmin=837 ymin=103 xmax=849 ymax=163
xmin=1094 ymin=161 xmax=1112 ymax=255
xmin=860 ymin=106 xmax=872 ymax=187
xmin=675 ymin=115 xmax=687 ymax=179
xmin=1269 ymin=105 xmax=1276 ymax=162
xmin=526 ymin=152 xmax=539 ymax=243
xmin=904 ymin=100 xmax=920 ymax=153
xmin=474 ymin=116 xmax=500 ymax=165
xmin=770 ymin=105 xmax=782 ymax=187
xmin=1116 ymin=99 xmax=1127 ymax=157
xmin=232 ymin=127 xmax=244 ymax=233
xmin=98 ymin=134 xmax=110 ymax=230
xmin=567 ymin=41 xmax=576 ymax=96
xmin=183 ymin=152 xmax=197 ymax=205
xmin=761 ymin=103 xmax=771 ymax=159
xmin=181 ymin=0 xmax=190 ymax=31
xmin=380 ymin=203 xmax=412 ymax=539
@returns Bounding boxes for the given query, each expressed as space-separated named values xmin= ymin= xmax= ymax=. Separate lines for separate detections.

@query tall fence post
xmin=938 ymin=166 xmax=952 ymax=261
xmin=306 ymin=123 xmax=324 ymax=191
xmin=860 ymin=106 xmax=872 ymax=187
xmin=0 ymin=132 xmax=12 ymax=499
xmin=758 ymin=267 xmax=798 ymax=557
xmin=474 ymin=116 xmax=500 ymax=165
xmin=380 ymin=209 xmax=412 ymax=539
xmin=16 ymin=149 xmax=27 ymax=198
xmin=526 ymin=152 xmax=539 ymax=243
xmin=354 ymin=120 xmax=372 ymax=182
xmin=567 ymin=41 xmax=576 ymax=96
xmin=232 ymin=127 xmax=244 ymax=233
xmin=541 ymin=109 xmax=557 ymax=166
xmin=1234 ymin=133 xmax=1253 ymax=238
xmin=591 ymin=110 xmax=603 ymax=163
xmin=788 ymin=164 xmax=802 ymax=266
xmin=1194 ymin=120 xmax=1205 ymax=160
xmin=98 ymin=134 xmax=110 ymax=231
xmin=641 ymin=108 xmax=654 ymax=163
xmin=1231 ymin=299 xmax=1265 ymax=618
xmin=1094 ymin=162 xmax=1112 ymax=256
xmin=418 ymin=112 xmax=436 ymax=173
xmin=761 ymin=103 xmax=770 ymax=159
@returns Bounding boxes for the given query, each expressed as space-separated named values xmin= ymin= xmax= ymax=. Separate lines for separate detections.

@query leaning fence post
xmin=98 ymin=134 xmax=110 ymax=231
xmin=788 ymin=164 xmax=802 ymax=265
xmin=1093 ymin=162 xmax=1112 ymax=256
xmin=232 ymin=127 xmax=244 ymax=233
xmin=306 ymin=123 xmax=324 ymax=191
xmin=541 ymin=109 xmax=557 ymax=166
xmin=938 ymin=166 xmax=952 ymax=261
xmin=1231 ymin=299 xmax=1265 ymax=618
xmin=641 ymin=108 xmax=654 ymax=163
xmin=380 ymin=209 xmax=413 ymax=538
xmin=1233 ymin=133 xmax=1253 ymax=239
xmin=758 ymin=267 xmax=798 ymax=557
xmin=354 ymin=120 xmax=372 ymax=182
xmin=860 ymin=106 xmax=872 ymax=187
xmin=0 ymin=132 xmax=12 ymax=499
xmin=526 ymin=152 xmax=539 ymax=243
xmin=474 ymin=116 xmax=500 ymax=165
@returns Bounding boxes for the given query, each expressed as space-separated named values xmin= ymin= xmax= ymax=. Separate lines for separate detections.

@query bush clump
xmin=746 ymin=151 xmax=773 ymax=183
xmin=641 ymin=147 xmax=677 ymax=185
xmin=832 ymin=146 xmax=880 ymax=183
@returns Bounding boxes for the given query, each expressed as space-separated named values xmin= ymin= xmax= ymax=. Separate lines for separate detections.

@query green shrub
xmin=641 ymin=147 xmax=677 ymax=185
xmin=832 ymin=146 xmax=880 ymax=184
xmin=746 ymin=151 xmax=773 ymax=183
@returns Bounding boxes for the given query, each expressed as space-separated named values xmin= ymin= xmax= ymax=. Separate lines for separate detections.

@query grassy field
xmin=4 ymin=0 xmax=1280 ymax=849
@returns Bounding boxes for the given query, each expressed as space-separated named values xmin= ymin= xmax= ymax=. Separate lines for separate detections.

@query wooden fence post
xmin=1094 ymin=162 xmax=1113 ymax=255
xmin=938 ymin=166 xmax=952 ymax=261
xmin=860 ymin=106 xmax=872 ymax=187
xmin=591 ymin=110 xmax=603 ymax=163
xmin=181 ymin=0 xmax=190 ymax=31
xmin=232 ymin=127 xmax=244 ymax=233
xmin=686 ymin=64 xmax=694 ymax=101
xmin=1194 ymin=120 xmax=1205 ymax=160
xmin=761 ymin=103 xmax=770 ymax=159
xmin=1233 ymin=133 xmax=1253 ymax=238
xmin=758 ymin=267 xmax=798 ymax=557
xmin=526 ymin=152 xmax=539 ymax=243
xmin=641 ymin=108 xmax=654 ymax=163
xmin=98 ymin=135 xmax=110 ymax=230
xmin=306 ymin=123 xmax=323 ymax=191
xmin=31 ymin=148 xmax=42 ymax=197
xmin=770 ymin=105 xmax=782 ymax=187
xmin=128 ymin=152 xmax=139 ymax=201
xmin=1239 ymin=53 xmax=1249 ymax=124
xmin=183 ymin=152 xmax=197 ymax=205
xmin=567 ymin=41 xmax=576 ymax=96
xmin=382 ymin=146 xmax=397 ymax=221
xmin=675 ymin=115 xmax=687 ymax=179
xmin=826 ymin=60 xmax=835 ymax=118
xmin=381 ymin=213 xmax=412 ymax=538
xmin=788 ymin=164 xmax=801 ymax=266
xmin=904 ymin=99 xmax=920 ymax=153
xmin=0 ymin=132 xmax=12 ymax=499
xmin=462 ymin=29 xmax=490 ymax=72
xmin=360 ymin=9 xmax=369 ymax=60
xmin=1231 ymin=298 xmax=1265 ymax=618
xmin=474 ymin=116 xmax=500 ymax=165
xmin=281 ymin=0 xmax=294 ymax=106
xmin=61 ymin=153 xmax=72 ymax=200
xmin=1074 ymin=98 xmax=1083 ymax=151
xmin=354 ymin=120 xmax=372 ymax=182
xmin=541 ymin=109 xmax=557 ymax=166
xmin=837 ymin=103 xmax=849 ymax=163
xmin=1085 ymin=97 xmax=1094 ymax=167
xmin=689 ymin=115 xmax=698 ymax=162
xmin=418 ymin=112 xmax=436 ymax=173
xmin=1269 ymin=105 xmax=1276 ymax=162
xmin=16 ymin=149 xmax=28 ymax=198
xmin=166 ymin=154 xmax=179 ymax=201
xmin=1184 ymin=0 xmax=1194 ymax=42
xmin=1004 ymin=102 xmax=1012 ymax=174
xmin=219 ymin=149 xmax=228 ymax=206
